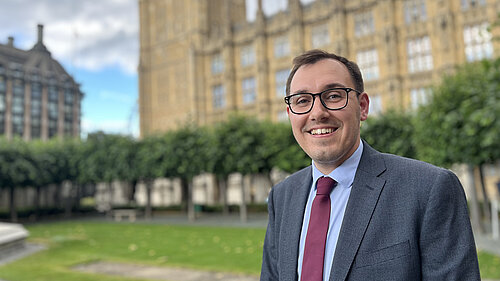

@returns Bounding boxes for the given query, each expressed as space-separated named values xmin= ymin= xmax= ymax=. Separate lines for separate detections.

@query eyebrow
xmin=292 ymin=82 xmax=347 ymax=94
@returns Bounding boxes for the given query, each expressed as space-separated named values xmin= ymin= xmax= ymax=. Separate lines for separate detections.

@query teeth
xmin=311 ymin=128 xmax=333 ymax=135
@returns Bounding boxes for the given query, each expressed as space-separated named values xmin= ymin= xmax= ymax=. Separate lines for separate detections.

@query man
xmin=260 ymin=49 xmax=480 ymax=281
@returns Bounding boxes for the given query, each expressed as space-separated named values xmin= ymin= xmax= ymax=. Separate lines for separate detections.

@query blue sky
xmin=0 ymin=0 xmax=314 ymax=139
xmin=0 ymin=0 xmax=139 ymax=138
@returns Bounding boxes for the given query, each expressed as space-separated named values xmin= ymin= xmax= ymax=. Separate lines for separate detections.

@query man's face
xmin=287 ymin=59 xmax=369 ymax=173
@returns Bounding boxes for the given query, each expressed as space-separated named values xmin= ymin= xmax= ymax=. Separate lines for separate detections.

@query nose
xmin=309 ymin=95 xmax=329 ymax=121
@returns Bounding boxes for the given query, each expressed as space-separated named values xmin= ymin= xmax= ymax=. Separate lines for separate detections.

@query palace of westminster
xmin=138 ymin=0 xmax=499 ymax=137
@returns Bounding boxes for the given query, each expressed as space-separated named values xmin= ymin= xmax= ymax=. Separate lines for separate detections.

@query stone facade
xmin=0 ymin=25 xmax=83 ymax=140
xmin=138 ymin=0 xmax=500 ymax=136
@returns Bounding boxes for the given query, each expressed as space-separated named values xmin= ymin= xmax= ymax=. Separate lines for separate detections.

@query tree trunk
xmin=187 ymin=180 xmax=195 ymax=222
xmin=478 ymin=165 xmax=491 ymax=222
xmin=64 ymin=181 xmax=73 ymax=218
xmin=467 ymin=164 xmax=483 ymax=233
xmin=9 ymin=186 xmax=17 ymax=222
xmin=34 ymin=185 xmax=41 ymax=221
xmin=219 ymin=177 xmax=229 ymax=216
xmin=145 ymin=179 xmax=153 ymax=220
xmin=74 ymin=183 xmax=81 ymax=210
xmin=129 ymin=180 xmax=137 ymax=205
xmin=240 ymin=174 xmax=247 ymax=223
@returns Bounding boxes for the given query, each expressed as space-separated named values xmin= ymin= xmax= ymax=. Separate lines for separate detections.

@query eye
xmin=292 ymin=94 xmax=312 ymax=105
xmin=323 ymin=90 xmax=344 ymax=101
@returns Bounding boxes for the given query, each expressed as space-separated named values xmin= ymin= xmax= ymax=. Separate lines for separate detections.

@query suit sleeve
xmin=419 ymin=169 xmax=480 ymax=280
xmin=260 ymin=187 xmax=278 ymax=281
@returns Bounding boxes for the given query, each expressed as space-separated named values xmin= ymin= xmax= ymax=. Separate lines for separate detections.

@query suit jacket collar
xmin=329 ymin=141 xmax=387 ymax=281
xmin=281 ymin=166 xmax=313 ymax=281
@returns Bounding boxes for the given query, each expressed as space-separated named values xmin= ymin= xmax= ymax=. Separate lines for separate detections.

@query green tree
xmin=415 ymin=59 xmax=500 ymax=232
xmin=165 ymin=125 xmax=214 ymax=221
xmin=263 ymin=121 xmax=309 ymax=174
xmin=361 ymin=110 xmax=417 ymax=159
xmin=0 ymin=138 xmax=37 ymax=222
xmin=135 ymin=134 xmax=171 ymax=219
xmin=211 ymin=115 xmax=270 ymax=221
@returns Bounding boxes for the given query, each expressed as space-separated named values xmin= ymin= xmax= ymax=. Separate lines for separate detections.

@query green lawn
xmin=0 ymin=221 xmax=265 ymax=281
xmin=0 ymin=221 xmax=498 ymax=281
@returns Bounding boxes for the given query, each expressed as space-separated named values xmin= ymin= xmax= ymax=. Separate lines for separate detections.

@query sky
xmin=0 ymin=0 xmax=140 ymax=138
xmin=0 ymin=0 xmax=314 ymax=139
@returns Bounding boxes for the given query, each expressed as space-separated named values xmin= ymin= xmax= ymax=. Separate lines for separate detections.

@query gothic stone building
xmin=138 ymin=0 xmax=499 ymax=137
xmin=0 ymin=25 xmax=82 ymax=140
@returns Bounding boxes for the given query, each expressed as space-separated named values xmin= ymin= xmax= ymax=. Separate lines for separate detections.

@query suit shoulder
xmin=272 ymin=166 xmax=311 ymax=192
xmin=380 ymin=152 xmax=452 ymax=177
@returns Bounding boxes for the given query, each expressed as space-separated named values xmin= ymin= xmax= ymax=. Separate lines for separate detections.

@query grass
xmin=0 ymin=221 xmax=266 ymax=281
xmin=479 ymin=251 xmax=500 ymax=279
xmin=0 ymin=221 xmax=498 ymax=281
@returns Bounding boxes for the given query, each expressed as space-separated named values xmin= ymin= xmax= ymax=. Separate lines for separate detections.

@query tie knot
xmin=316 ymin=176 xmax=336 ymax=195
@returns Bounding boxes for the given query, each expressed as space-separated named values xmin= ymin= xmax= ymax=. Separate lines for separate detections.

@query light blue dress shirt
xmin=297 ymin=141 xmax=364 ymax=281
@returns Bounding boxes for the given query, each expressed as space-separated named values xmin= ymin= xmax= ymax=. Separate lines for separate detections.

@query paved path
xmin=74 ymin=261 xmax=259 ymax=281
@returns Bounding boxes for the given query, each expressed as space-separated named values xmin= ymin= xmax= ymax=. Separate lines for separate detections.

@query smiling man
xmin=260 ymin=50 xmax=480 ymax=281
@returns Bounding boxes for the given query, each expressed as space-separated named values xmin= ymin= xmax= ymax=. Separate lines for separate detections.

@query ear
xmin=286 ymin=106 xmax=290 ymax=115
xmin=359 ymin=93 xmax=369 ymax=121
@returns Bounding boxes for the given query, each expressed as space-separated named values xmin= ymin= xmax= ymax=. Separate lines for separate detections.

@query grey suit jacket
xmin=260 ymin=141 xmax=480 ymax=281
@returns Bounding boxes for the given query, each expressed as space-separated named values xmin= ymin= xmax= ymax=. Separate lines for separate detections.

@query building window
xmin=211 ymin=53 xmax=224 ymax=74
xmin=0 ymin=76 xmax=5 ymax=93
xmin=48 ymin=85 xmax=59 ymax=138
xmin=404 ymin=0 xmax=427 ymax=24
xmin=356 ymin=49 xmax=380 ymax=81
xmin=354 ymin=11 xmax=375 ymax=37
xmin=12 ymin=79 xmax=24 ymax=137
xmin=274 ymin=35 xmax=290 ymax=58
xmin=10 ymin=62 xmax=23 ymax=79
xmin=464 ymin=23 xmax=493 ymax=62
xmin=242 ymin=77 xmax=256 ymax=104
xmin=241 ymin=45 xmax=255 ymax=67
xmin=275 ymin=69 xmax=289 ymax=97
xmin=461 ymin=0 xmax=487 ymax=10
xmin=31 ymin=82 xmax=42 ymax=139
xmin=410 ymin=88 xmax=431 ymax=109
xmin=369 ymin=95 xmax=383 ymax=115
xmin=212 ymin=84 xmax=225 ymax=109
xmin=64 ymin=88 xmax=74 ymax=136
xmin=0 ymin=76 xmax=5 ymax=135
xmin=407 ymin=36 xmax=433 ymax=73
xmin=311 ymin=24 xmax=330 ymax=48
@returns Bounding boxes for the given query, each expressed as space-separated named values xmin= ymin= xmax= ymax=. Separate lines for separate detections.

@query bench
xmin=112 ymin=209 xmax=138 ymax=222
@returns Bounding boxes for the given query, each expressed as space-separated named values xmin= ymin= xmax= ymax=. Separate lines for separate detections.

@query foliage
xmin=165 ymin=125 xmax=214 ymax=181
xmin=262 ymin=120 xmax=309 ymax=173
xmin=134 ymin=134 xmax=169 ymax=181
xmin=414 ymin=59 xmax=500 ymax=167
xmin=361 ymin=110 xmax=417 ymax=159
xmin=211 ymin=115 xmax=269 ymax=177
xmin=78 ymin=132 xmax=135 ymax=184
xmin=0 ymin=137 xmax=37 ymax=188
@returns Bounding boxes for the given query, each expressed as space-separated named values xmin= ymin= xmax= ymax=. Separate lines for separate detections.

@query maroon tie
xmin=301 ymin=176 xmax=336 ymax=281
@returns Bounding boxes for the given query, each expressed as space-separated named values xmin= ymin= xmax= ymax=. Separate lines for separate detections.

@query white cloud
xmin=0 ymin=0 xmax=138 ymax=75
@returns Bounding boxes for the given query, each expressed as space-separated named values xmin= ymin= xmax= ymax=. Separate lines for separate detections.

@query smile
xmin=309 ymin=127 xmax=337 ymax=135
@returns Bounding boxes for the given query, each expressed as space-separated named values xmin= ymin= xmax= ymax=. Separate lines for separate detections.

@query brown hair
xmin=285 ymin=49 xmax=364 ymax=95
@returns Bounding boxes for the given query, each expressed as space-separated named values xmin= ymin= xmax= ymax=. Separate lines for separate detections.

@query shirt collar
xmin=311 ymin=140 xmax=364 ymax=190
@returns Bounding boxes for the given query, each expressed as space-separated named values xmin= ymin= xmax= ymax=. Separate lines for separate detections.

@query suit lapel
xmin=330 ymin=143 xmax=387 ymax=281
xmin=281 ymin=167 xmax=312 ymax=281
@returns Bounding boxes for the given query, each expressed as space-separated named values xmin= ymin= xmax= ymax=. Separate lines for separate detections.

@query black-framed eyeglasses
xmin=284 ymin=87 xmax=360 ymax=115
